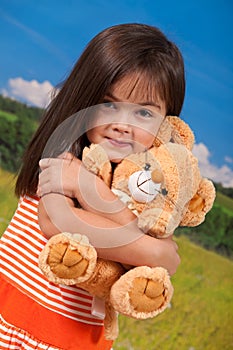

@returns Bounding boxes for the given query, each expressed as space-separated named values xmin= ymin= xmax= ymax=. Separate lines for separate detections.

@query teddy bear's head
xmin=111 ymin=116 xmax=215 ymax=238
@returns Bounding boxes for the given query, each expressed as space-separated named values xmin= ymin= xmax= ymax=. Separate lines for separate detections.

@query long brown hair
xmin=15 ymin=23 xmax=185 ymax=197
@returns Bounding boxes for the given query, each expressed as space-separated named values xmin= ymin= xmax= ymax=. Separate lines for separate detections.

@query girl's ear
xmin=154 ymin=116 xmax=195 ymax=150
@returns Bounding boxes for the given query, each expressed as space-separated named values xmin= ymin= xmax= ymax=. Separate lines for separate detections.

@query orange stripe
xmin=0 ymin=317 xmax=58 ymax=349
xmin=0 ymin=278 xmax=112 ymax=350
xmin=11 ymin=213 xmax=39 ymax=229
xmin=5 ymin=226 xmax=44 ymax=253
xmin=8 ymin=221 xmax=41 ymax=240
xmin=2 ymin=229 xmax=40 ymax=258
xmin=24 ymin=194 xmax=39 ymax=202
xmin=1 ymin=195 xmax=103 ymax=325
xmin=1 ymin=249 xmax=93 ymax=307
xmin=1 ymin=242 xmax=94 ymax=306
xmin=1 ymin=263 xmax=96 ymax=321
xmin=1 ymin=245 xmax=101 ymax=322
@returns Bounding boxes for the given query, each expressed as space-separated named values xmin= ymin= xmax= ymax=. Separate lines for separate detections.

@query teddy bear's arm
xmin=82 ymin=144 xmax=112 ymax=187
xmin=180 ymin=178 xmax=216 ymax=226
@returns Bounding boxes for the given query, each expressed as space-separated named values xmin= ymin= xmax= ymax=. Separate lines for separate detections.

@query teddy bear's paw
xmin=128 ymin=277 xmax=166 ymax=313
xmin=39 ymin=232 xmax=97 ymax=285
xmin=110 ymin=266 xmax=173 ymax=319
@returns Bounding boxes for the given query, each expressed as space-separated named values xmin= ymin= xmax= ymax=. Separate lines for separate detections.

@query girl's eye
xmin=137 ymin=109 xmax=153 ymax=118
xmin=103 ymin=101 xmax=116 ymax=109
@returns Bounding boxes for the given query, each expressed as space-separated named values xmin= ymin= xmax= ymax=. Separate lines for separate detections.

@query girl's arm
xmin=38 ymin=155 xmax=180 ymax=275
xmin=38 ymin=194 xmax=180 ymax=276
xmin=38 ymin=155 xmax=136 ymax=225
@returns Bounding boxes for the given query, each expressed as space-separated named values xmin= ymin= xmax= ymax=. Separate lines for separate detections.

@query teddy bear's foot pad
xmin=39 ymin=232 xmax=97 ymax=285
xmin=110 ymin=266 xmax=173 ymax=319
xmin=129 ymin=277 xmax=166 ymax=312
xmin=47 ymin=242 xmax=89 ymax=279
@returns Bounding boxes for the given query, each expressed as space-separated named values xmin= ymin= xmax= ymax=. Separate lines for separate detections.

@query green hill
xmin=0 ymin=168 xmax=17 ymax=234
xmin=215 ymin=191 xmax=233 ymax=216
xmin=114 ymin=236 xmax=233 ymax=350
xmin=0 ymin=109 xmax=18 ymax=122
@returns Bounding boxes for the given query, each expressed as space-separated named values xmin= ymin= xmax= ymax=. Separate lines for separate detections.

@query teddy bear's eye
xmin=161 ymin=188 xmax=168 ymax=196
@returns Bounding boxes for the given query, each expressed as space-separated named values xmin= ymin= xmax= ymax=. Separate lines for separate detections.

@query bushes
xmin=0 ymin=95 xmax=42 ymax=173
xmin=175 ymin=204 xmax=233 ymax=258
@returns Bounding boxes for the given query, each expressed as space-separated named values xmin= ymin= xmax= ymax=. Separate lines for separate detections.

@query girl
xmin=0 ymin=23 xmax=184 ymax=349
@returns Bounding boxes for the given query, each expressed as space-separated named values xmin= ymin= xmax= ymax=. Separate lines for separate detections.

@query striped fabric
xmin=0 ymin=195 xmax=103 ymax=327
xmin=0 ymin=315 xmax=59 ymax=350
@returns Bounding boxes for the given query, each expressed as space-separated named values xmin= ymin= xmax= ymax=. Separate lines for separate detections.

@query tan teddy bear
xmin=39 ymin=116 xmax=215 ymax=340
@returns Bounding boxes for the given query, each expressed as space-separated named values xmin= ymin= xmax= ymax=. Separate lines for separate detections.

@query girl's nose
xmin=111 ymin=122 xmax=131 ymax=134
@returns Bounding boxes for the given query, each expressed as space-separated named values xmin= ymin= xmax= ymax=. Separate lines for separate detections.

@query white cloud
xmin=2 ymin=77 xmax=54 ymax=108
xmin=225 ymin=156 xmax=233 ymax=164
xmin=193 ymin=143 xmax=233 ymax=188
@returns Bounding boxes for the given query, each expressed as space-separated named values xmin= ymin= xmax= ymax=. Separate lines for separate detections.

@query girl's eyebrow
xmin=105 ymin=93 xmax=159 ymax=107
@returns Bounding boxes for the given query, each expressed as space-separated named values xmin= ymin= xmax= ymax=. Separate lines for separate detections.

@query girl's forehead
xmin=108 ymin=73 xmax=163 ymax=104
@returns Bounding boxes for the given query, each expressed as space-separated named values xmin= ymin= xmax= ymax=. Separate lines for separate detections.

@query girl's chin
xmin=108 ymin=153 xmax=130 ymax=163
xmin=101 ymin=144 xmax=132 ymax=162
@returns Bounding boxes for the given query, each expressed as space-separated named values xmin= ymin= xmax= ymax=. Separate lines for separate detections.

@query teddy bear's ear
xmin=180 ymin=178 xmax=216 ymax=227
xmin=154 ymin=116 xmax=195 ymax=150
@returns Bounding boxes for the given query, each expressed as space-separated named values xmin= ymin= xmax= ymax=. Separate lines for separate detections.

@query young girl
xmin=0 ymin=23 xmax=184 ymax=349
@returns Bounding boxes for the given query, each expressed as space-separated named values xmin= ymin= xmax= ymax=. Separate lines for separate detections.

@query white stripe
xmin=8 ymin=216 xmax=47 ymax=246
xmin=17 ymin=205 xmax=38 ymax=220
xmin=21 ymin=197 xmax=39 ymax=211
xmin=0 ymin=246 xmax=91 ymax=303
xmin=1 ymin=269 xmax=100 ymax=323
xmin=0 ymin=242 xmax=91 ymax=301
xmin=1 ymin=196 xmax=103 ymax=326
xmin=6 ymin=219 xmax=47 ymax=246
xmin=24 ymin=195 xmax=39 ymax=206
xmin=3 ymin=225 xmax=43 ymax=256
xmin=12 ymin=211 xmax=40 ymax=232
xmin=1 ymin=260 xmax=93 ymax=315
xmin=1 ymin=234 xmax=42 ymax=264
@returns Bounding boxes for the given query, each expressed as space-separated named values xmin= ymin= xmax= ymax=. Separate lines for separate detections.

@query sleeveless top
xmin=0 ymin=195 xmax=103 ymax=326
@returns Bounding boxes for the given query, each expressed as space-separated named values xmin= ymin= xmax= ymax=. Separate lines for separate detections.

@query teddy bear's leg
xmin=39 ymin=232 xmax=97 ymax=285
xmin=103 ymin=302 xmax=119 ymax=341
xmin=110 ymin=266 xmax=173 ymax=319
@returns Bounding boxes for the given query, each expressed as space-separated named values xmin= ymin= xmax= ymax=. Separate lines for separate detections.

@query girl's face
xmin=87 ymin=75 xmax=166 ymax=162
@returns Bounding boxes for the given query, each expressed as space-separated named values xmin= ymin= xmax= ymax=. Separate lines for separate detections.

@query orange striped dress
xmin=0 ymin=195 xmax=113 ymax=350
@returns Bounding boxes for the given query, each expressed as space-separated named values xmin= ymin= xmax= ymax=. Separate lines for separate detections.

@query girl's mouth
xmin=107 ymin=138 xmax=132 ymax=148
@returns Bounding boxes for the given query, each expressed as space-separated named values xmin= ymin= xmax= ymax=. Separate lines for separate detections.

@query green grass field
xmin=0 ymin=168 xmax=17 ymax=235
xmin=215 ymin=191 xmax=233 ymax=216
xmin=114 ymin=236 xmax=233 ymax=350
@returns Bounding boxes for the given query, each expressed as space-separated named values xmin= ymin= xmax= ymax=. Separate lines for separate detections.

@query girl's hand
xmin=38 ymin=153 xmax=83 ymax=199
xmin=151 ymin=235 xmax=180 ymax=276
xmin=38 ymin=153 xmax=135 ymax=224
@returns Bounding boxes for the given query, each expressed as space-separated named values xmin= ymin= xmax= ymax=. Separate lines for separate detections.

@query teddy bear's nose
xmin=151 ymin=169 xmax=164 ymax=183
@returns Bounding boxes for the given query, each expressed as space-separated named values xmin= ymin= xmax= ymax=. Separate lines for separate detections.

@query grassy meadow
xmin=1 ymin=169 xmax=233 ymax=349
xmin=114 ymin=236 xmax=233 ymax=349
xmin=0 ymin=168 xmax=17 ymax=234
xmin=216 ymin=191 xmax=233 ymax=217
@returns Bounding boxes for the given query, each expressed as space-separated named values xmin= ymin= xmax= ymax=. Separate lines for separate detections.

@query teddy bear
xmin=39 ymin=116 xmax=216 ymax=340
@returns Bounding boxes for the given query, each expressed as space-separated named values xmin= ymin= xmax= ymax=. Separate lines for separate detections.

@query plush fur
xmin=39 ymin=116 xmax=215 ymax=340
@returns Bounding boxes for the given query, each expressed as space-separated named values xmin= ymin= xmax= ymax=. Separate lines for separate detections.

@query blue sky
xmin=0 ymin=0 xmax=233 ymax=186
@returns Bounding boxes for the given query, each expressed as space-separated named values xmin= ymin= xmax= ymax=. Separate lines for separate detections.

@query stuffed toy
xmin=39 ymin=116 xmax=216 ymax=340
